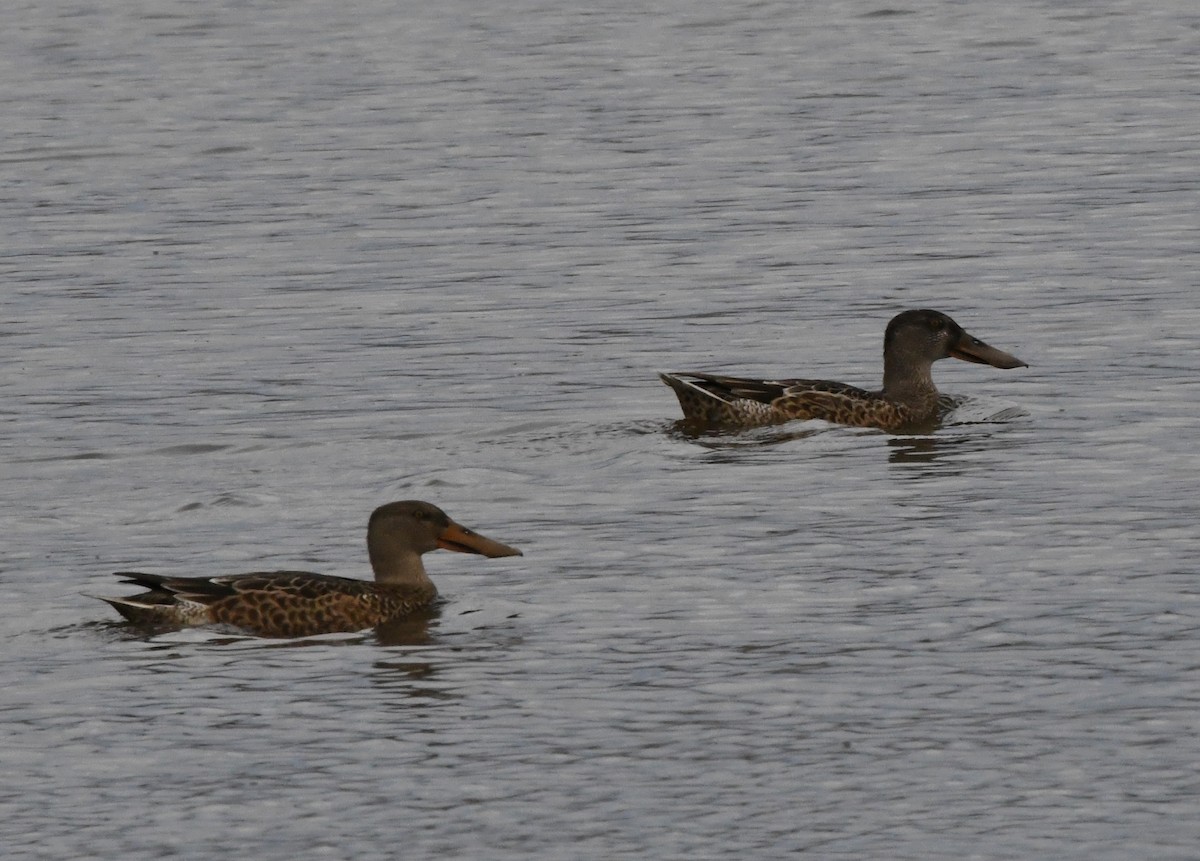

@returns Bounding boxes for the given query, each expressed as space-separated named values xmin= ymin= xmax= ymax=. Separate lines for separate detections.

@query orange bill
xmin=438 ymin=521 xmax=522 ymax=557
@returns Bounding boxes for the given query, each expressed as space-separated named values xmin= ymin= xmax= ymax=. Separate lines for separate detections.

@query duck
xmin=660 ymin=309 xmax=1027 ymax=432
xmin=98 ymin=500 xmax=522 ymax=638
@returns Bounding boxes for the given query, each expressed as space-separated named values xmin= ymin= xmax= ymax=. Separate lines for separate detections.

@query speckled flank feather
xmin=661 ymin=310 xmax=1026 ymax=433
xmin=104 ymin=571 xmax=438 ymax=638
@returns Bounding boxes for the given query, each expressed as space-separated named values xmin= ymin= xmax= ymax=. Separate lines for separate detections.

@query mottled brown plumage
xmin=99 ymin=501 xmax=521 ymax=638
xmin=661 ymin=309 xmax=1027 ymax=432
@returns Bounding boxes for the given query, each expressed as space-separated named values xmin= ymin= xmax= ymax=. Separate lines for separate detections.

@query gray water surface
xmin=3 ymin=1 xmax=1199 ymax=858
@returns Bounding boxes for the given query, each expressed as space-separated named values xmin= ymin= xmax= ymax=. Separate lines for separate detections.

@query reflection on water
xmin=373 ymin=608 xmax=438 ymax=647
xmin=885 ymin=431 xmax=992 ymax=468
xmin=368 ymin=659 xmax=455 ymax=702
xmin=886 ymin=422 xmax=1036 ymax=473
xmin=667 ymin=417 xmax=827 ymax=447
xmin=887 ymin=433 xmax=955 ymax=467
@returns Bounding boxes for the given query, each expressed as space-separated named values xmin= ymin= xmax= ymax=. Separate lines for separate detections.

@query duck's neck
xmin=881 ymin=355 xmax=938 ymax=404
xmin=367 ymin=533 xmax=434 ymax=588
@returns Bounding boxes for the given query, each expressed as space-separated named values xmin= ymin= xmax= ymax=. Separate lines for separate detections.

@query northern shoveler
xmin=98 ymin=500 xmax=521 ymax=638
xmin=660 ymin=309 xmax=1027 ymax=432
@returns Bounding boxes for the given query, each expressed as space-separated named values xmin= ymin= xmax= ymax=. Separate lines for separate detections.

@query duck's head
xmin=368 ymin=500 xmax=522 ymax=560
xmin=884 ymin=309 xmax=1027 ymax=370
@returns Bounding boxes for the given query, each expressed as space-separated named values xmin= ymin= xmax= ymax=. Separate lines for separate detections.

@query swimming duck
xmin=99 ymin=500 xmax=521 ymax=638
xmin=660 ymin=309 xmax=1027 ymax=432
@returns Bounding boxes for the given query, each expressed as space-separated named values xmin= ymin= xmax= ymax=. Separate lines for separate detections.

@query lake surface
xmin=3 ymin=1 xmax=1199 ymax=858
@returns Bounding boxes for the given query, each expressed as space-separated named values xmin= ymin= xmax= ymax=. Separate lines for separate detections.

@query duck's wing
xmin=111 ymin=570 xmax=367 ymax=604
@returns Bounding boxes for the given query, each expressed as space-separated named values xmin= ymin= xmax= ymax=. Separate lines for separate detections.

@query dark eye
xmin=930 ymin=318 xmax=944 ymax=332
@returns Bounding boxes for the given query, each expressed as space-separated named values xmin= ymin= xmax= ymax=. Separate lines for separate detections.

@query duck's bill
xmin=438 ymin=521 xmax=523 ymax=557
xmin=950 ymin=333 xmax=1028 ymax=369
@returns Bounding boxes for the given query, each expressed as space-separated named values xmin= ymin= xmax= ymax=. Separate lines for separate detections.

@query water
xmin=3 ymin=1 xmax=1199 ymax=858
